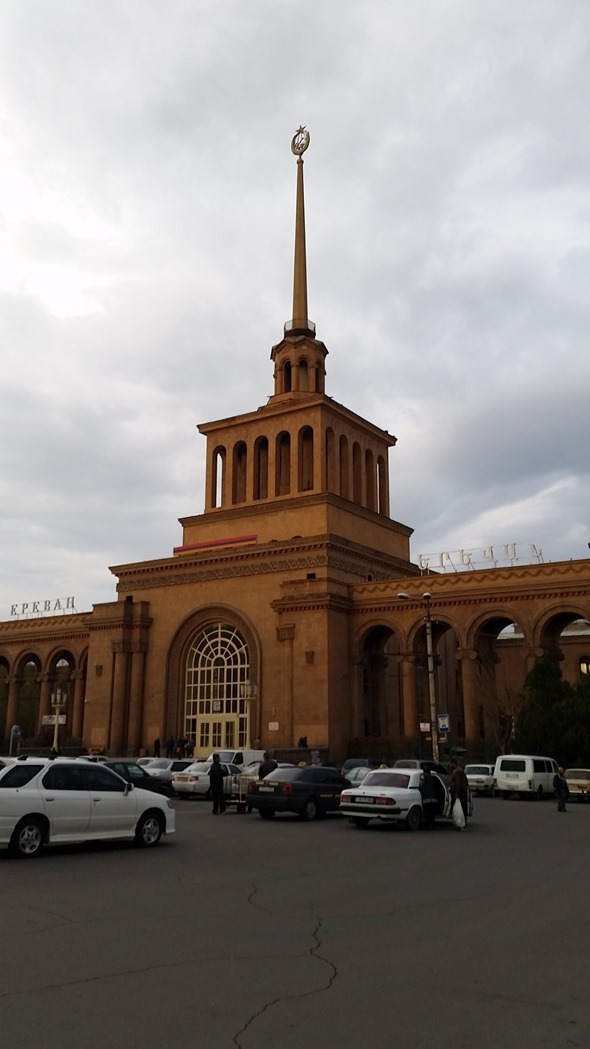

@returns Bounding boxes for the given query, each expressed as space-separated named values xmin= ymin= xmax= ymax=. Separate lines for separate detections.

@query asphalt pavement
xmin=1 ymin=795 xmax=589 ymax=1049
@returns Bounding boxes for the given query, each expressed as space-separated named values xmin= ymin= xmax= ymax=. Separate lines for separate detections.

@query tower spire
xmin=286 ymin=126 xmax=315 ymax=337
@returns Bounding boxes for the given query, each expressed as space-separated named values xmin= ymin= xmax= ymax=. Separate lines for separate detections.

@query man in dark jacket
xmin=208 ymin=754 xmax=226 ymax=814
xmin=553 ymin=767 xmax=569 ymax=812
xmin=419 ymin=768 xmax=439 ymax=829
xmin=258 ymin=752 xmax=278 ymax=779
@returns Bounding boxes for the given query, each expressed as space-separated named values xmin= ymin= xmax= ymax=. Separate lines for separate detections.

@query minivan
xmin=493 ymin=754 xmax=558 ymax=799
xmin=205 ymin=749 xmax=266 ymax=770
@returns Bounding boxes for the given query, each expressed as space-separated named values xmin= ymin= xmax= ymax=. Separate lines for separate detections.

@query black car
xmin=101 ymin=760 xmax=175 ymax=798
xmin=247 ymin=766 xmax=349 ymax=820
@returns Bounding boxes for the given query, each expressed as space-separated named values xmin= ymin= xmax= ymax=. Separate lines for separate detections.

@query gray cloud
xmin=1 ymin=0 xmax=589 ymax=616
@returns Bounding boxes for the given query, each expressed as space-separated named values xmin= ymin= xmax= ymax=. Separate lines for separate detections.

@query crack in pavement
xmin=232 ymin=890 xmax=337 ymax=1048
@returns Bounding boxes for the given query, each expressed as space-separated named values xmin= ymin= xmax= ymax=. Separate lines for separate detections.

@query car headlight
xmin=166 ymin=799 xmax=175 ymax=810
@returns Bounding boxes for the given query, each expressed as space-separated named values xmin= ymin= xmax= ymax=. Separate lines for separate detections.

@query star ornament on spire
xmin=291 ymin=125 xmax=310 ymax=156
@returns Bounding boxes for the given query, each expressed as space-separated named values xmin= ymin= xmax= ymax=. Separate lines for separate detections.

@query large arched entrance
xmin=165 ymin=606 xmax=261 ymax=758
xmin=185 ymin=623 xmax=251 ymax=754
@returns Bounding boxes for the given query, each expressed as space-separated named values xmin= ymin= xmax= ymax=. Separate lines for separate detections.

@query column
xmin=458 ymin=649 xmax=479 ymax=743
xmin=109 ymin=649 xmax=129 ymax=752
xmin=38 ymin=674 xmax=53 ymax=726
xmin=4 ymin=677 xmax=18 ymax=739
xmin=126 ymin=647 xmax=146 ymax=753
xmin=71 ymin=670 xmax=85 ymax=741
xmin=400 ymin=654 xmax=418 ymax=740
xmin=277 ymin=624 xmax=295 ymax=747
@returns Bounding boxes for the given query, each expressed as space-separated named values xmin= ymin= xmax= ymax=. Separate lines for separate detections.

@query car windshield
xmin=259 ymin=768 xmax=309 ymax=782
xmin=394 ymin=760 xmax=418 ymax=769
xmin=363 ymin=772 xmax=411 ymax=789
xmin=565 ymin=769 xmax=590 ymax=781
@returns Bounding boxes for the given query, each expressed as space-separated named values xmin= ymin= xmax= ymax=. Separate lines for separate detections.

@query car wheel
xmin=352 ymin=817 xmax=369 ymax=828
xmin=159 ymin=784 xmax=174 ymax=798
xmin=10 ymin=817 xmax=46 ymax=859
xmin=301 ymin=796 xmax=318 ymax=821
xmin=135 ymin=812 xmax=164 ymax=847
xmin=259 ymin=809 xmax=274 ymax=819
xmin=405 ymin=805 xmax=421 ymax=831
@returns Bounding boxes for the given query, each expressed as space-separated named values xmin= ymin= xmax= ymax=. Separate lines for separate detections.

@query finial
xmin=291 ymin=126 xmax=310 ymax=157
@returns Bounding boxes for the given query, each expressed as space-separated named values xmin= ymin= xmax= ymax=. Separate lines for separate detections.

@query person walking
xmin=450 ymin=759 xmax=469 ymax=828
xmin=419 ymin=767 xmax=439 ymax=829
xmin=208 ymin=753 xmax=227 ymax=814
xmin=553 ymin=766 xmax=569 ymax=812
xmin=258 ymin=751 xmax=278 ymax=779
xmin=153 ymin=737 xmax=161 ymax=758
xmin=165 ymin=735 xmax=175 ymax=759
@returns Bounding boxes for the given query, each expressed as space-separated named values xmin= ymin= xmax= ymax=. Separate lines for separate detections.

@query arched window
xmin=275 ymin=432 xmax=291 ymax=496
xmin=365 ymin=449 xmax=376 ymax=511
xmin=185 ymin=624 xmax=251 ymax=753
xmin=298 ymin=426 xmax=314 ymax=491
xmin=377 ymin=455 xmax=388 ymax=515
xmin=580 ymin=657 xmax=590 ymax=676
xmin=339 ymin=435 xmax=350 ymax=499
xmin=232 ymin=441 xmax=247 ymax=504
xmin=212 ymin=446 xmax=226 ymax=508
xmin=352 ymin=442 xmax=363 ymax=504
xmin=253 ymin=436 xmax=269 ymax=500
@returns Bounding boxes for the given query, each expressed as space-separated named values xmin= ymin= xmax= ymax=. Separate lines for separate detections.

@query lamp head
xmin=422 ymin=592 xmax=432 ymax=601
xmin=397 ymin=592 xmax=410 ymax=600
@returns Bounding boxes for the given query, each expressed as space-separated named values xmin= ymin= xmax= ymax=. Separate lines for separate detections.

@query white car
xmin=339 ymin=768 xmax=472 ymax=830
xmin=139 ymin=758 xmax=195 ymax=783
xmin=0 ymin=757 xmax=175 ymax=858
xmin=172 ymin=761 xmax=242 ymax=798
xmin=465 ymin=763 xmax=495 ymax=796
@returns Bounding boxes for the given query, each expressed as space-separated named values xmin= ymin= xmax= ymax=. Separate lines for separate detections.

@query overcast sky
xmin=1 ymin=0 xmax=588 ymax=619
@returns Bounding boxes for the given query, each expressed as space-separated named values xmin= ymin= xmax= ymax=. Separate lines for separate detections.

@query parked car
xmin=340 ymin=757 xmax=383 ymax=776
xmin=465 ymin=763 xmax=495 ymax=796
xmin=339 ymin=767 xmax=472 ymax=830
xmin=172 ymin=761 xmax=242 ymax=799
xmin=564 ymin=768 xmax=590 ymax=801
xmin=343 ymin=765 xmax=375 ymax=787
xmin=0 ymin=757 xmax=175 ymax=858
xmin=138 ymin=758 xmax=195 ymax=783
xmin=248 ymin=766 xmax=349 ymax=820
xmin=99 ymin=760 xmax=175 ymax=798
xmin=393 ymin=758 xmax=451 ymax=786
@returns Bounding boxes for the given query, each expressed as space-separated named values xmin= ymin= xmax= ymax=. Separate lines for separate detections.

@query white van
xmin=205 ymin=749 xmax=266 ymax=771
xmin=493 ymin=754 xmax=558 ymax=799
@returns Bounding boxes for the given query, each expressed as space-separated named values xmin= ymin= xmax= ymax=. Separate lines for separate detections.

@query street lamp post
xmin=398 ymin=591 xmax=439 ymax=763
xmin=51 ymin=685 xmax=67 ymax=754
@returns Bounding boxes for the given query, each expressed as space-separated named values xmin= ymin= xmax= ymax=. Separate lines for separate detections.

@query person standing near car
xmin=208 ymin=753 xmax=226 ymax=814
xmin=553 ymin=767 xmax=569 ymax=812
xmin=419 ymin=768 xmax=438 ymax=830
xmin=450 ymin=759 xmax=469 ymax=826
xmin=258 ymin=751 xmax=278 ymax=779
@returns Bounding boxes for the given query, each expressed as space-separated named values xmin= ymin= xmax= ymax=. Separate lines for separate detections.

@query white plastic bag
xmin=452 ymin=798 xmax=466 ymax=829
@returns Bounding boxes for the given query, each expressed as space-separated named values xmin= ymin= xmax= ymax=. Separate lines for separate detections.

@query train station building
xmin=1 ymin=133 xmax=589 ymax=760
